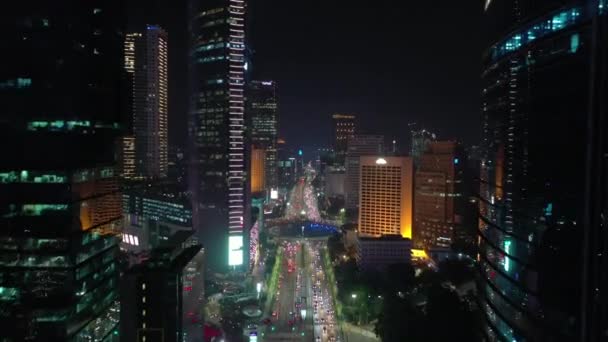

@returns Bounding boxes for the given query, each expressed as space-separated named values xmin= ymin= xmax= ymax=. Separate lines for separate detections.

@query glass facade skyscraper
xmin=249 ymin=80 xmax=278 ymax=192
xmin=188 ymin=0 xmax=248 ymax=270
xmin=479 ymin=1 xmax=607 ymax=340
xmin=0 ymin=2 xmax=125 ymax=340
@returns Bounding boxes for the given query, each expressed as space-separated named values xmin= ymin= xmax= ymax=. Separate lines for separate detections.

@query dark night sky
xmin=249 ymin=1 xmax=483 ymax=152
xmin=129 ymin=0 xmax=483 ymax=153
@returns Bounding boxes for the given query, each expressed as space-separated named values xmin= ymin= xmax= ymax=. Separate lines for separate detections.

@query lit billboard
xmin=228 ymin=235 xmax=244 ymax=266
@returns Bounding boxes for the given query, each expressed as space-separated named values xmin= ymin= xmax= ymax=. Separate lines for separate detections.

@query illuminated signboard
xmin=375 ymin=158 xmax=387 ymax=165
xmin=270 ymin=189 xmax=278 ymax=199
xmin=228 ymin=235 xmax=244 ymax=266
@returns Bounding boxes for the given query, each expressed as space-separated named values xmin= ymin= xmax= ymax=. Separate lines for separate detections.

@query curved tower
xmin=479 ymin=1 xmax=607 ymax=341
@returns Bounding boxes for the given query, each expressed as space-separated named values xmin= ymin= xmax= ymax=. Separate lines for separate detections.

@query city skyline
xmin=126 ymin=0 xmax=482 ymax=152
xmin=2 ymin=1 xmax=607 ymax=341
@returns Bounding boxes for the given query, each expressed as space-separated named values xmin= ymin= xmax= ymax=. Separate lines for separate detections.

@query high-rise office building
xmin=414 ymin=141 xmax=464 ymax=249
xmin=188 ymin=0 xmax=249 ymax=270
xmin=118 ymin=135 xmax=137 ymax=179
xmin=249 ymin=80 xmax=278 ymax=191
xmin=276 ymin=138 xmax=297 ymax=191
xmin=480 ymin=1 xmax=607 ymax=341
xmin=332 ymin=114 xmax=356 ymax=166
xmin=345 ymin=135 xmax=384 ymax=210
xmin=358 ymin=156 xmax=413 ymax=239
xmin=0 ymin=2 xmax=125 ymax=340
xmin=250 ymin=148 xmax=266 ymax=194
xmin=126 ymin=26 xmax=169 ymax=179
xmin=410 ymin=129 xmax=435 ymax=168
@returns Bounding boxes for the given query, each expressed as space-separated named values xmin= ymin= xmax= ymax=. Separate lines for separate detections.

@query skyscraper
xmin=345 ymin=135 xmax=384 ymax=210
xmin=479 ymin=1 xmax=607 ymax=340
xmin=0 ymin=2 xmax=125 ymax=340
xmin=358 ymin=156 xmax=413 ymax=238
xmin=126 ymin=26 xmax=169 ymax=179
xmin=413 ymin=141 xmax=464 ymax=249
xmin=118 ymin=135 xmax=136 ymax=179
xmin=188 ymin=0 xmax=248 ymax=269
xmin=410 ymin=129 xmax=435 ymax=168
xmin=277 ymin=139 xmax=297 ymax=191
xmin=332 ymin=114 xmax=356 ymax=166
xmin=249 ymin=80 xmax=278 ymax=192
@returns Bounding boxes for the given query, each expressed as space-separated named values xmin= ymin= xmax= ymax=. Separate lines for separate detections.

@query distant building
xmin=277 ymin=139 xmax=297 ymax=191
xmin=249 ymin=80 xmax=278 ymax=191
xmin=324 ymin=167 xmax=346 ymax=198
xmin=414 ymin=141 xmax=464 ymax=249
xmin=410 ymin=129 xmax=435 ymax=168
xmin=355 ymin=235 xmax=412 ymax=271
xmin=251 ymin=148 xmax=266 ymax=195
xmin=332 ymin=114 xmax=356 ymax=166
xmin=120 ymin=231 xmax=204 ymax=342
xmin=345 ymin=135 xmax=384 ymax=210
xmin=126 ymin=26 xmax=169 ymax=179
xmin=317 ymin=147 xmax=336 ymax=175
xmin=358 ymin=156 xmax=413 ymax=238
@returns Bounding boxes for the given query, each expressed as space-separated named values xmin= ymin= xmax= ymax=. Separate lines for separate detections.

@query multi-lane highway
xmin=264 ymin=239 xmax=340 ymax=342
xmin=262 ymin=165 xmax=341 ymax=342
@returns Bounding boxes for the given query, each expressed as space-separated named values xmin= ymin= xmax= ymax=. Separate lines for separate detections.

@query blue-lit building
xmin=121 ymin=184 xmax=193 ymax=262
xmin=479 ymin=1 xmax=607 ymax=341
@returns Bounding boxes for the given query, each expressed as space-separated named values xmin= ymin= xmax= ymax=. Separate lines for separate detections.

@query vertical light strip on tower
xmin=227 ymin=0 xmax=246 ymax=265
xmin=158 ymin=31 xmax=168 ymax=178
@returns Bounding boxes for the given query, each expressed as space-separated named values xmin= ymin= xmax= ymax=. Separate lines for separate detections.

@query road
xmin=261 ymin=164 xmax=341 ymax=342
xmin=182 ymin=248 xmax=205 ymax=341
xmin=263 ymin=239 xmax=341 ymax=342
xmin=285 ymin=164 xmax=321 ymax=222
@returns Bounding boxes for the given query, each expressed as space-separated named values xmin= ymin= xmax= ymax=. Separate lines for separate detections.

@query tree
xmin=384 ymin=263 xmax=415 ymax=294
xmin=327 ymin=233 xmax=346 ymax=262
xmin=425 ymin=283 xmax=479 ymax=341
xmin=376 ymin=295 xmax=426 ymax=342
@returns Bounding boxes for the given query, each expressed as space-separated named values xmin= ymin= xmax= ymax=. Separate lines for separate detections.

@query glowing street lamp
xmin=351 ymin=293 xmax=357 ymax=299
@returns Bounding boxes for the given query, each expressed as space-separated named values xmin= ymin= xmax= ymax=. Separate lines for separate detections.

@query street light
xmin=351 ymin=293 xmax=357 ymax=299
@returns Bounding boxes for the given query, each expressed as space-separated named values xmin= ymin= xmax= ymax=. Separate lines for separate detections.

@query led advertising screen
xmin=228 ymin=235 xmax=244 ymax=266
